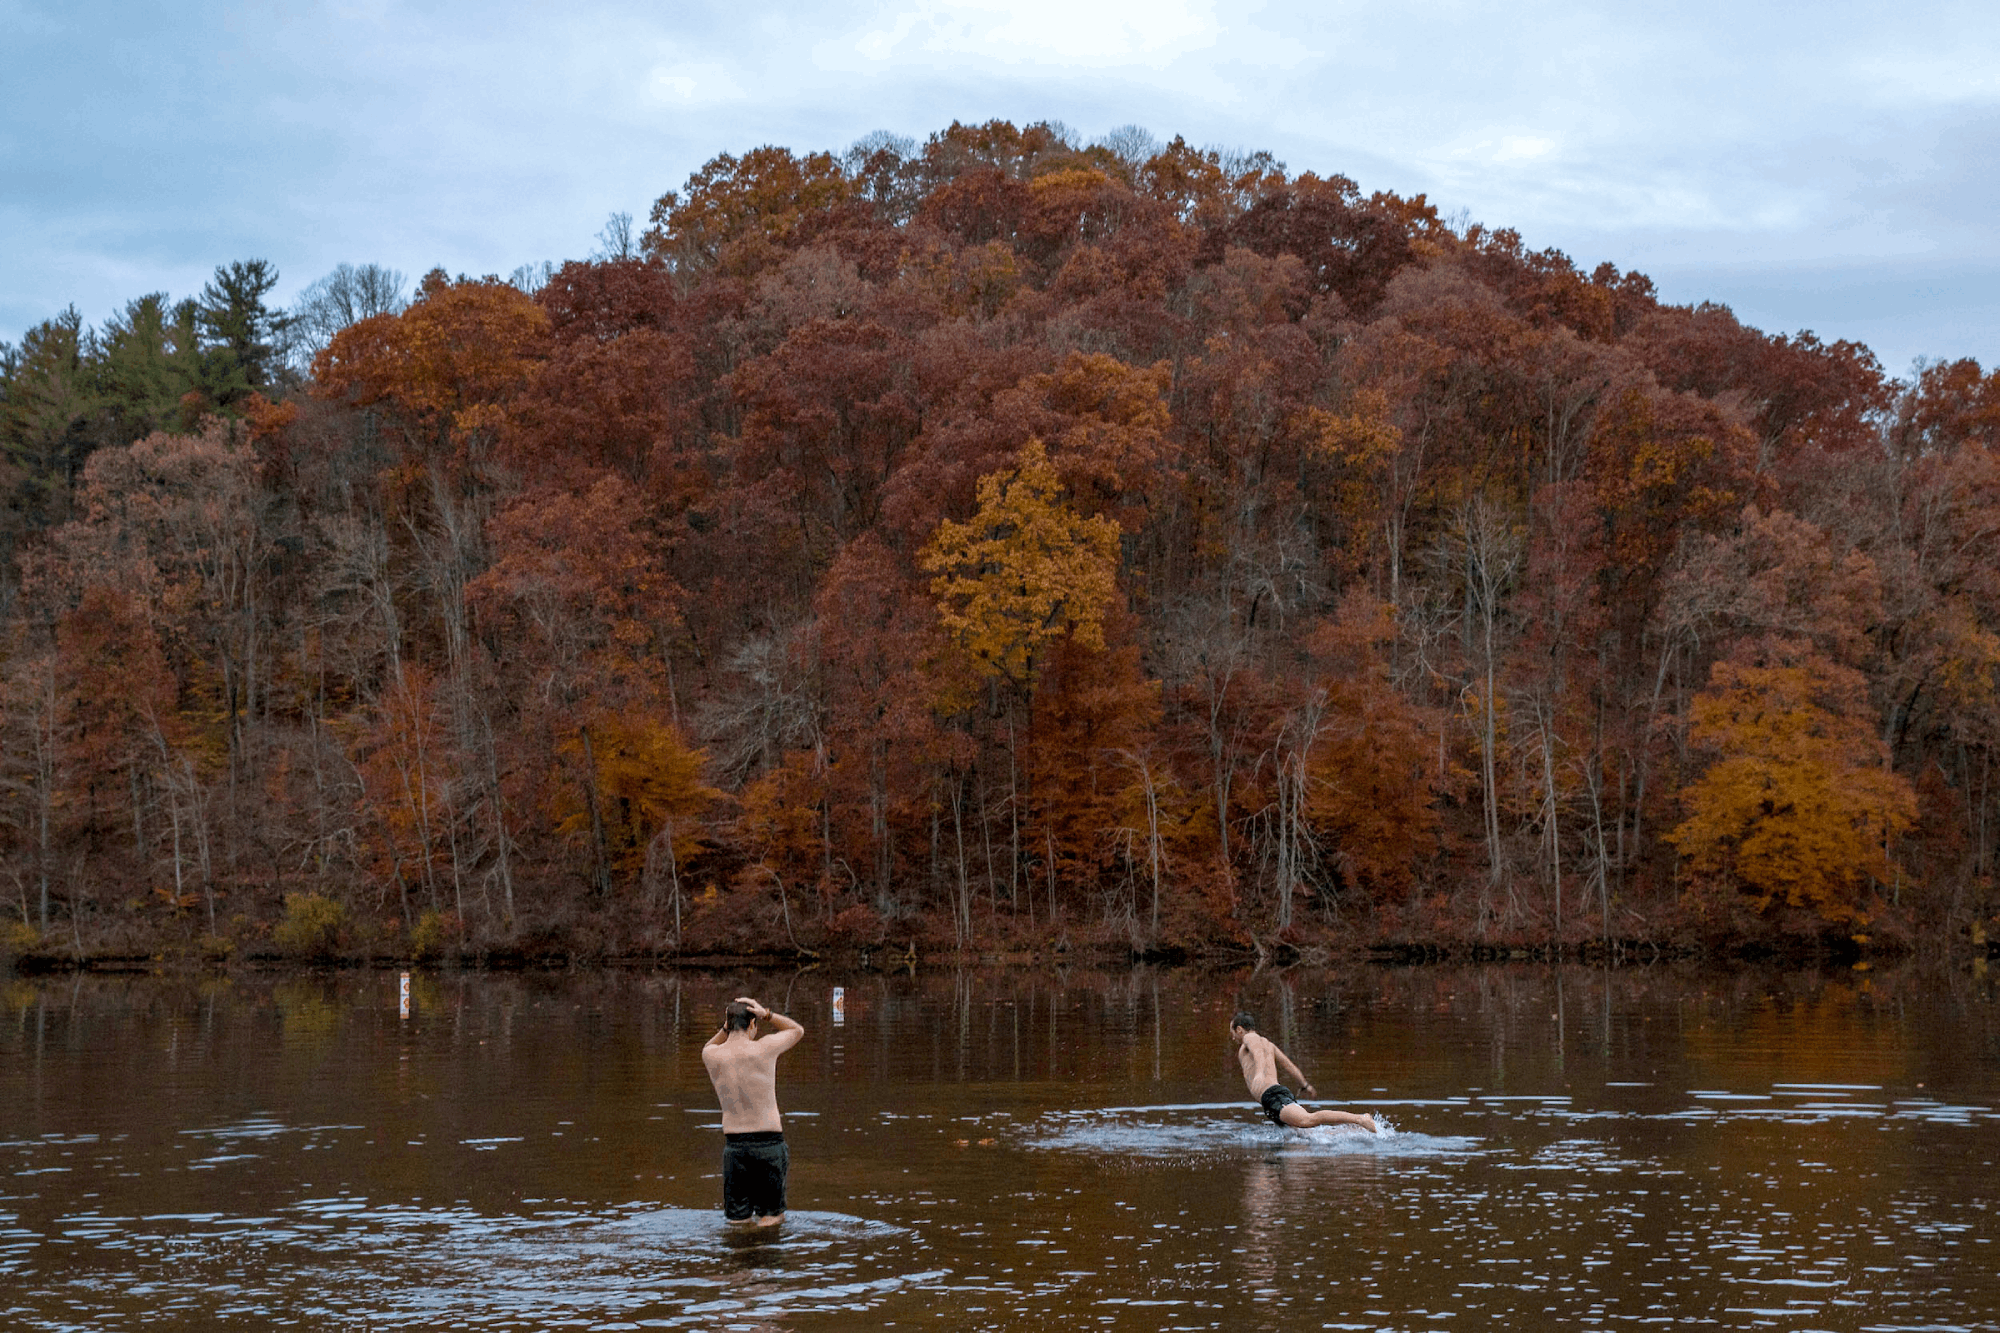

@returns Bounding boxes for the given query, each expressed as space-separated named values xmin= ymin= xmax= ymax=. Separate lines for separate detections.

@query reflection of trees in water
xmin=5 ymin=961 xmax=1997 ymax=1331
xmin=1237 ymin=1155 xmax=1285 ymax=1290
xmin=675 ymin=960 xmax=2000 ymax=1099
xmin=1236 ymin=1149 xmax=1388 ymax=1301
xmin=6 ymin=962 xmax=1990 ymax=1103
xmin=273 ymin=978 xmax=339 ymax=1046
xmin=7 ymin=961 xmax=1994 ymax=1131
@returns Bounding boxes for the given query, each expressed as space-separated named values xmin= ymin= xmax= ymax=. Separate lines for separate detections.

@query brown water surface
xmin=4 ymin=963 xmax=1998 ymax=1330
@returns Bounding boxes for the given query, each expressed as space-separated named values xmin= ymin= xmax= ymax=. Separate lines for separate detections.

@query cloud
xmin=2 ymin=0 xmax=1997 ymax=370
xmin=846 ymin=0 xmax=1223 ymax=68
xmin=645 ymin=60 xmax=748 ymax=106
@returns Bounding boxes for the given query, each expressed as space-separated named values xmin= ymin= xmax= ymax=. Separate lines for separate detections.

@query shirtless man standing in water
xmin=702 ymin=997 xmax=805 ymax=1225
xmin=1230 ymin=1011 xmax=1377 ymax=1133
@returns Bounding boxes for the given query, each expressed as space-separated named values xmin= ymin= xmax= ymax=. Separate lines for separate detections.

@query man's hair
xmin=1231 ymin=1011 xmax=1258 ymax=1032
xmin=725 ymin=1001 xmax=754 ymax=1032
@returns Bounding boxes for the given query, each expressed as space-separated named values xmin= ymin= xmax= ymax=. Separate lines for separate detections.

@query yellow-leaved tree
xmin=1667 ymin=651 xmax=1917 ymax=923
xmin=555 ymin=714 xmax=719 ymax=892
xmin=920 ymin=439 xmax=1122 ymax=690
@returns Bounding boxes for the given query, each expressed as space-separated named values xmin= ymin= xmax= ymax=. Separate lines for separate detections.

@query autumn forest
xmin=4 ymin=121 xmax=1997 ymax=967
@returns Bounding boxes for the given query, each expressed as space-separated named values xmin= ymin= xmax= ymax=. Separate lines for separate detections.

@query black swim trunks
xmin=722 ymin=1130 xmax=788 ymax=1221
xmin=1260 ymin=1083 xmax=1300 ymax=1125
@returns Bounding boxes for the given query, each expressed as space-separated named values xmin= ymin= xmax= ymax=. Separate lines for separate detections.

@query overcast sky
xmin=5 ymin=0 xmax=1997 ymax=375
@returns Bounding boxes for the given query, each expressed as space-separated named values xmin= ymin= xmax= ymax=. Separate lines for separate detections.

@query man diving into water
xmin=1229 ymin=1011 xmax=1377 ymax=1133
xmin=702 ymin=996 xmax=805 ymax=1225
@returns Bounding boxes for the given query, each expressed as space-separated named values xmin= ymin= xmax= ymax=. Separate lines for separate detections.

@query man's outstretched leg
xmin=1279 ymin=1102 xmax=1377 ymax=1133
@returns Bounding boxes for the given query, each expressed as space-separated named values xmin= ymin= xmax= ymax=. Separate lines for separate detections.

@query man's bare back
xmin=702 ymin=997 xmax=804 ymax=1224
xmin=1228 ymin=1011 xmax=1377 ymax=1133
xmin=703 ymin=998 xmax=801 ymax=1132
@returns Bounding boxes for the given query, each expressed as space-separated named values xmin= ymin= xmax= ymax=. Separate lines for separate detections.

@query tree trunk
xmin=579 ymin=724 xmax=613 ymax=898
xmin=1539 ymin=699 xmax=1561 ymax=940
xmin=36 ymin=663 xmax=56 ymax=936
xmin=950 ymin=777 xmax=971 ymax=947
xmin=666 ymin=823 xmax=682 ymax=947
xmin=1007 ymin=713 xmax=1021 ymax=911
xmin=481 ymin=709 xmax=514 ymax=926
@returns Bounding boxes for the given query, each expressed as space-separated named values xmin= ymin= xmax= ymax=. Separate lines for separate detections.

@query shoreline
xmin=7 ymin=932 xmax=1993 ymax=977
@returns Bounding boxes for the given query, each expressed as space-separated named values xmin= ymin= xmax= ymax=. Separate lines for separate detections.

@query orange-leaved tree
xmin=351 ymin=664 xmax=457 ymax=926
xmin=1001 ymin=352 xmax=1175 ymax=529
xmin=311 ymin=271 xmax=547 ymax=464
xmin=1021 ymin=626 xmax=1163 ymax=927
xmin=553 ymin=713 xmax=718 ymax=928
xmin=474 ymin=471 xmax=678 ymax=702
xmin=56 ymin=585 xmax=184 ymax=908
xmin=920 ymin=438 xmax=1121 ymax=691
xmin=642 ymin=146 xmax=854 ymax=273
xmin=565 ymin=715 xmax=716 ymax=878
xmin=1667 ymin=648 xmax=1917 ymax=924
xmin=473 ymin=471 xmax=684 ymax=901
xmin=1302 ymin=599 xmax=1441 ymax=902
xmin=736 ymin=745 xmax=834 ymax=927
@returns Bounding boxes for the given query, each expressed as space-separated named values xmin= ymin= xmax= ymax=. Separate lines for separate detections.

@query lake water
xmin=3 ymin=962 xmax=1998 ymax=1330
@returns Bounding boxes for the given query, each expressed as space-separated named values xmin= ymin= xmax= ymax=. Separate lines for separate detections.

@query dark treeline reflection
xmin=9 ymin=961 xmax=1997 ymax=1116
xmin=3 ymin=962 xmax=1997 ymax=1330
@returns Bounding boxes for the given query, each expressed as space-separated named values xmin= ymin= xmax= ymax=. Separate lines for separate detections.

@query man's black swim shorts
xmin=722 ymin=1130 xmax=788 ymax=1220
xmin=1260 ymin=1083 xmax=1299 ymax=1125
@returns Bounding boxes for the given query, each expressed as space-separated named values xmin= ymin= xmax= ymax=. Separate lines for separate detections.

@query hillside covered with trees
xmin=4 ymin=120 xmax=1997 ymax=966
